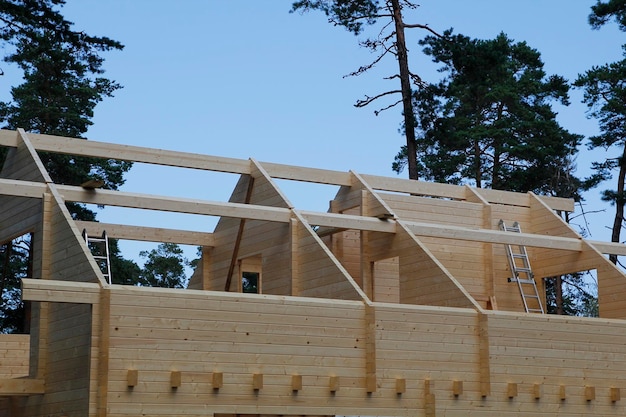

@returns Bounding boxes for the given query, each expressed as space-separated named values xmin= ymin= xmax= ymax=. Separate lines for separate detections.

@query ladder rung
xmin=523 ymin=294 xmax=540 ymax=299
xmin=87 ymin=237 xmax=107 ymax=242
xmin=509 ymin=278 xmax=535 ymax=285
xmin=527 ymin=309 xmax=544 ymax=313
xmin=512 ymin=254 xmax=527 ymax=259
xmin=514 ymin=267 xmax=532 ymax=273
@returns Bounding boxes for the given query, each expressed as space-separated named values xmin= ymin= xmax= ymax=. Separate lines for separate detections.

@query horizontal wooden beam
xmin=403 ymin=220 xmax=583 ymax=251
xmin=2 ymin=130 xmax=574 ymax=211
xmin=0 ymin=129 xmax=18 ymax=147
xmin=21 ymin=278 xmax=101 ymax=304
xmin=56 ymin=185 xmax=293 ymax=223
xmin=26 ymin=132 xmax=252 ymax=174
xmin=300 ymin=210 xmax=396 ymax=233
xmin=361 ymin=173 xmax=467 ymax=199
xmin=587 ymin=240 xmax=626 ymax=256
xmin=260 ymin=161 xmax=352 ymax=185
xmin=0 ymin=378 xmax=44 ymax=396
xmin=76 ymin=221 xmax=215 ymax=246
xmin=0 ymin=178 xmax=47 ymax=198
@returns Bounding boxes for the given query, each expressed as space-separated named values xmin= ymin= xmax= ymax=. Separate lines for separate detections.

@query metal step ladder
xmin=82 ymin=229 xmax=112 ymax=284
xmin=499 ymin=220 xmax=544 ymax=314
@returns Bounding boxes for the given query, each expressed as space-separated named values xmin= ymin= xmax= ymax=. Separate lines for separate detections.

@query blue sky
xmin=2 ymin=1 xmax=625 ymax=263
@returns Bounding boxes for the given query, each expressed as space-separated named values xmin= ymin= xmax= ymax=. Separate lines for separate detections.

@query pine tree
xmin=393 ymin=31 xmax=581 ymax=194
xmin=0 ymin=0 xmax=133 ymax=332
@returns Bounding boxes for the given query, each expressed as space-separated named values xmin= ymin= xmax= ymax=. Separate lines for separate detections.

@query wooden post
xmin=478 ymin=313 xmax=491 ymax=397
xmin=424 ymin=379 xmax=435 ymax=417
xmin=364 ymin=303 xmax=377 ymax=393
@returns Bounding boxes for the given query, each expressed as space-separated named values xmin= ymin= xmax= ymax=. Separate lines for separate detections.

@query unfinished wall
xmin=210 ymin=173 xmax=294 ymax=295
xmin=0 ymin=335 xmax=29 ymax=378
xmin=381 ymin=194 xmax=489 ymax=302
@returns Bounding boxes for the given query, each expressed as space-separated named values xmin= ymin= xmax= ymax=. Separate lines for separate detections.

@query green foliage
xmin=0 ymin=236 xmax=29 ymax=333
xmin=577 ymin=1 xmax=626 ymax=263
xmin=0 ymin=0 xmax=131 ymax=197
xmin=108 ymin=239 xmax=141 ymax=286
xmin=545 ymin=273 xmax=599 ymax=317
xmin=395 ymin=31 xmax=582 ymax=194
xmin=291 ymin=0 xmax=380 ymax=35
xmin=138 ymin=243 xmax=189 ymax=289
xmin=589 ymin=0 xmax=626 ymax=30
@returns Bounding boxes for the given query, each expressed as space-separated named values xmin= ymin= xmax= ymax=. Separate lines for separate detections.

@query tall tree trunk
xmin=610 ymin=148 xmax=626 ymax=264
xmin=390 ymin=0 xmax=418 ymax=180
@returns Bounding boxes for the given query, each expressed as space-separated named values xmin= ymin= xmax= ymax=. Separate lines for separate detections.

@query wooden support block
xmin=395 ymin=378 xmax=406 ymax=395
xmin=610 ymin=387 xmax=621 ymax=402
xmin=585 ymin=385 xmax=595 ymax=401
xmin=81 ymin=179 xmax=104 ymax=189
xmin=559 ymin=385 xmax=567 ymax=401
xmin=507 ymin=383 xmax=517 ymax=398
xmin=0 ymin=378 xmax=44 ymax=395
xmin=424 ymin=379 xmax=436 ymax=417
xmin=532 ymin=383 xmax=542 ymax=399
xmin=452 ymin=380 xmax=463 ymax=397
xmin=252 ymin=373 xmax=263 ymax=390
xmin=126 ymin=369 xmax=138 ymax=387
xmin=291 ymin=374 xmax=302 ymax=392
xmin=212 ymin=372 xmax=223 ymax=389
xmin=170 ymin=371 xmax=181 ymax=389
xmin=329 ymin=376 xmax=340 ymax=393
xmin=366 ymin=375 xmax=377 ymax=393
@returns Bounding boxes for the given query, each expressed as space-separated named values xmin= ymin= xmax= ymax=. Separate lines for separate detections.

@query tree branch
xmin=403 ymin=22 xmax=444 ymax=38
xmin=374 ymin=99 xmax=403 ymax=115
xmin=354 ymin=89 xmax=401 ymax=108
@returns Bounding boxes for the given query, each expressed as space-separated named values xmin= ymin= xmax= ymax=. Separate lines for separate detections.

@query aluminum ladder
xmin=82 ymin=229 xmax=112 ymax=284
xmin=499 ymin=220 xmax=544 ymax=313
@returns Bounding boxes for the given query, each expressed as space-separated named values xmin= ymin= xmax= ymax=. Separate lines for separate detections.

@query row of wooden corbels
xmin=504 ymin=382 xmax=620 ymax=403
xmin=125 ymin=370 xmax=621 ymax=403
xmin=125 ymin=370 xmax=433 ymax=395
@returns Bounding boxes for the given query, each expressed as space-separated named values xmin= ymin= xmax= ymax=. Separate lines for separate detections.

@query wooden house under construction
xmin=2 ymin=128 xmax=626 ymax=416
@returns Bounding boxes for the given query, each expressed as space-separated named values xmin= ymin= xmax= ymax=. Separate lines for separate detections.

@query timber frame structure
xmin=1 ymin=128 xmax=626 ymax=416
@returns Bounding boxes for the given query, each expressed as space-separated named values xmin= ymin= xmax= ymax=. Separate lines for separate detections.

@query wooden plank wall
xmin=99 ymin=287 xmax=626 ymax=416
xmin=294 ymin=219 xmax=362 ymax=300
xmin=0 ymin=141 xmax=46 ymax=244
xmin=486 ymin=311 xmax=626 ymax=415
xmin=105 ymin=287 xmax=368 ymax=416
xmin=48 ymin=198 xmax=102 ymax=284
xmin=372 ymin=256 xmax=400 ymax=303
xmin=0 ymin=334 xmax=30 ymax=378
xmin=367 ymin=225 xmax=476 ymax=308
xmin=10 ymin=191 xmax=101 ymax=416
xmin=380 ymin=194 xmax=489 ymax=302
